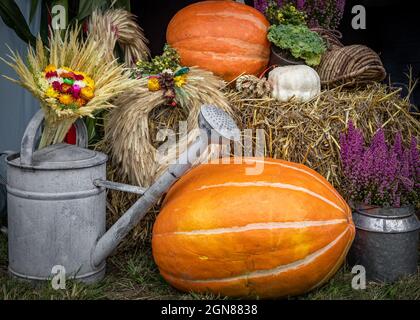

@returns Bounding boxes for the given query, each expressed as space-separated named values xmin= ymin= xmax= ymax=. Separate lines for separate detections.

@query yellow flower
xmin=58 ymin=93 xmax=74 ymax=105
xmin=44 ymin=64 xmax=57 ymax=73
xmin=45 ymin=86 xmax=59 ymax=98
xmin=84 ymin=76 xmax=95 ymax=89
xmin=80 ymin=87 xmax=95 ymax=100
xmin=174 ymin=74 xmax=187 ymax=87
xmin=148 ymin=78 xmax=160 ymax=91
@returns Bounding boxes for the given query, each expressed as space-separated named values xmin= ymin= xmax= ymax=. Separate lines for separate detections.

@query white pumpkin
xmin=268 ymin=65 xmax=321 ymax=102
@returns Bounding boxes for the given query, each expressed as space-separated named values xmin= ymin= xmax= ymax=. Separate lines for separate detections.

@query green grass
xmin=0 ymin=233 xmax=419 ymax=300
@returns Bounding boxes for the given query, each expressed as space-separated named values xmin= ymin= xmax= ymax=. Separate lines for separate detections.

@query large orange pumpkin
xmin=152 ymin=158 xmax=355 ymax=298
xmin=166 ymin=1 xmax=271 ymax=81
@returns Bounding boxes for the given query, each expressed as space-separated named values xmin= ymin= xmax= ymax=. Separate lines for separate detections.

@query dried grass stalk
xmin=88 ymin=9 xmax=150 ymax=66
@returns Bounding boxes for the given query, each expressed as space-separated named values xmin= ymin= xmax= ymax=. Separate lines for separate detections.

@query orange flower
xmin=58 ymin=93 xmax=74 ymax=105
xmin=75 ymin=98 xmax=87 ymax=107
xmin=61 ymin=83 xmax=72 ymax=93
xmin=61 ymin=72 xmax=75 ymax=79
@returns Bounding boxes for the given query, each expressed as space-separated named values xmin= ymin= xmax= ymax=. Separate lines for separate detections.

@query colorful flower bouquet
xmin=43 ymin=65 xmax=95 ymax=109
xmin=2 ymin=25 xmax=137 ymax=148
xmin=340 ymin=121 xmax=420 ymax=208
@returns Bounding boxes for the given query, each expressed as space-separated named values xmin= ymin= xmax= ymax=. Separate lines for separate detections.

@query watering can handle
xmin=20 ymin=110 xmax=88 ymax=166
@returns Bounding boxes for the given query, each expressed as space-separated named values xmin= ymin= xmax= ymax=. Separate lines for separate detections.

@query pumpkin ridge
xmin=193 ymin=12 xmax=268 ymax=33
xmin=154 ymin=219 xmax=348 ymax=236
xmin=253 ymin=159 xmax=348 ymax=210
xmin=178 ymin=49 xmax=269 ymax=61
xmin=307 ymin=226 xmax=354 ymax=291
xmin=195 ymin=181 xmax=345 ymax=213
xmin=159 ymin=227 xmax=350 ymax=283
xmin=173 ymin=37 xmax=270 ymax=55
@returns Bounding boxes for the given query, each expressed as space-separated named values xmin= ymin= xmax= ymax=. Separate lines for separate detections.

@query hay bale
xmin=227 ymin=82 xmax=419 ymax=191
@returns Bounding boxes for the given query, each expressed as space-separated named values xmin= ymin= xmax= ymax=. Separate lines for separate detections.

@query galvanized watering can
xmin=3 ymin=105 xmax=240 ymax=283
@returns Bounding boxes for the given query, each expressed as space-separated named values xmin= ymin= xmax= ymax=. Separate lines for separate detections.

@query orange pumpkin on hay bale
xmin=166 ymin=1 xmax=271 ymax=81
xmin=152 ymin=158 xmax=355 ymax=298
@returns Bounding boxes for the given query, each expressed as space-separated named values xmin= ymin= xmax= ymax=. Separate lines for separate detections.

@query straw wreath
xmin=104 ymin=67 xmax=231 ymax=187
xmin=88 ymin=9 xmax=150 ymax=66
xmin=2 ymin=25 xmax=138 ymax=148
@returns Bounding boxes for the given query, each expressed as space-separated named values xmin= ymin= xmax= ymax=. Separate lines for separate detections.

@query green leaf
xmin=77 ymin=0 xmax=107 ymax=21
xmin=29 ymin=0 xmax=40 ymax=23
xmin=112 ymin=0 xmax=130 ymax=11
xmin=267 ymin=24 xmax=326 ymax=67
xmin=85 ymin=117 xmax=97 ymax=143
xmin=39 ymin=0 xmax=49 ymax=45
xmin=0 ymin=0 xmax=37 ymax=47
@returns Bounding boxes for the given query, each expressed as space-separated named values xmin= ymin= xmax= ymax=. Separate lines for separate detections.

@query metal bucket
xmin=348 ymin=206 xmax=420 ymax=283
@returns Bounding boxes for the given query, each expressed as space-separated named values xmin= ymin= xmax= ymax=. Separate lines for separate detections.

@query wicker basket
xmin=313 ymin=28 xmax=387 ymax=87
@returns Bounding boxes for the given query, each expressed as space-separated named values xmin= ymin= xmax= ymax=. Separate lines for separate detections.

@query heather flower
xmin=296 ymin=0 xmax=306 ymax=10
xmin=254 ymin=0 xmax=270 ymax=12
xmin=340 ymin=121 xmax=420 ymax=208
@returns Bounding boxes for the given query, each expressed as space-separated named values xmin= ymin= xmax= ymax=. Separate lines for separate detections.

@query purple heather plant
xmin=339 ymin=121 xmax=420 ymax=208
xmin=254 ymin=0 xmax=346 ymax=29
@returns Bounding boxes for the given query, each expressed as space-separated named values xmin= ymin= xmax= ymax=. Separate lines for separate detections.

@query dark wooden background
xmin=132 ymin=0 xmax=420 ymax=106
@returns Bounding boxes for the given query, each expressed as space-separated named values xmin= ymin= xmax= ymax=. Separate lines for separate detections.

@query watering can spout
xmin=91 ymin=105 xmax=241 ymax=268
